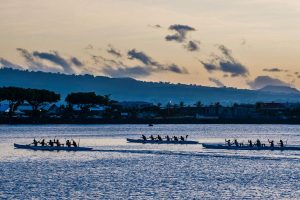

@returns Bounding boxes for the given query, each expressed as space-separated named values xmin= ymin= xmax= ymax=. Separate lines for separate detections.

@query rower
xmin=56 ymin=139 xmax=61 ymax=147
xmin=150 ymin=135 xmax=155 ymax=141
xmin=256 ymin=139 xmax=261 ymax=147
xmin=157 ymin=135 xmax=162 ymax=141
xmin=268 ymin=139 xmax=274 ymax=148
xmin=32 ymin=138 xmax=38 ymax=146
xmin=234 ymin=139 xmax=239 ymax=147
xmin=278 ymin=140 xmax=284 ymax=148
xmin=180 ymin=136 xmax=185 ymax=141
xmin=225 ymin=139 xmax=231 ymax=147
xmin=72 ymin=140 xmax=78 ymax=147
xmin=166 ymin=135 xmax=170 ymax=141
xmin=40 ymin=139 xmax=45 ymax=146
xmin=48 ymin=140 xmax=54 ymax=147
xmin=173 ymin=136 xmax=179 ymax=141
xmin=66 ymin=140 xmax=71 ymax=147
xmin=142 ymin=135 xmax=147 ymax=141
xmin=248 ymin=140 xmax=253 ymax=147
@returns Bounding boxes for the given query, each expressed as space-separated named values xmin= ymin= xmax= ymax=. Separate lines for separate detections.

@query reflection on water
xmin=0 ymin=124 xmax=300 ymax=199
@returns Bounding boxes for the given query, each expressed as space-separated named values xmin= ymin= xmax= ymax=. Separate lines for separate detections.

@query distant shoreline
xmin=1 ymin=118 xmax=300 ymax=125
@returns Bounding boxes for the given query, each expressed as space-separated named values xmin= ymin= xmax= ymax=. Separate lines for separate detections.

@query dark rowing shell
xmin=126 ymin=138 xmax=199 ymax=145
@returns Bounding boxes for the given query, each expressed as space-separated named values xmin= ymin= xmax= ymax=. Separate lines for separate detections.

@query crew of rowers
xmin=141 ymin=134 xmax=188 ymax=141
xmin=225 ymin=139 xmax=285 ymax=148
xmin=32 ymin=138 xmax=78 ymax=147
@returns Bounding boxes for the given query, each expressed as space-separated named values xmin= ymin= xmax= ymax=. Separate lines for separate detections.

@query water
xmin=0 ymin=124 xmax=300 ymax=199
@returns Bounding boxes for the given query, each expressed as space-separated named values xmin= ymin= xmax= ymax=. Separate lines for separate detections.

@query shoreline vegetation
xmin=0 ymin=86 xmax=300 ymax=125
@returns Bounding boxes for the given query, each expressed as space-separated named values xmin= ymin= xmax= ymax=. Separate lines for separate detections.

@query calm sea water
xmin=0 ymin=124 xmax=300 ymax=199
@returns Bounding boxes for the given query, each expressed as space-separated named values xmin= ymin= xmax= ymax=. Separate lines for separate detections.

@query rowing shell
xmin=126 ymin=138 xmax=199 ymax=145
xmin=14 ymin=143 xmax=93 ymax=151
xmin=202 ymin=143 xmax=300 ymax=151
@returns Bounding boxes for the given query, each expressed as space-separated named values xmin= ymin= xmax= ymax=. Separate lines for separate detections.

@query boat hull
xmin=126 ymin=138 xmax=199 ymax=145
xmin=202 ymin=143 xmax=300 ymax=151
xmin=14 ymin=143 xmax=93 ymax=151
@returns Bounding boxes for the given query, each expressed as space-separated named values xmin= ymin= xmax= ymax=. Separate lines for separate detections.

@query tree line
xmin=0 ymin=87 xmax=114 ymax=118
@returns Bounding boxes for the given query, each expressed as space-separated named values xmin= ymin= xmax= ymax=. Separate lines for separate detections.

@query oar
xmin=78 ymin=139 xmax=80 ymax=147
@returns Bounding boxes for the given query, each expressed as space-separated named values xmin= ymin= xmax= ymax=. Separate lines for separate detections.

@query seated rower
xmin=66 ymin=140 xmax=71 ymax=147
xmin=150 ymin=135 xmax=155 ymax=141
xmin=48 ymin=140 xmax=54 ymax=147
xmin=256 ymin=139 xmax=261 ymax=147
xmin=157 ymin=135 xmax=162 ymax=141
xmin=278 ymin=140 xmax=284 ymax=148
xmin=166 ymin=135 xmax=170 ymax=141
xmin=56 ymin=139 xmax=61 ymax=147
xmin=32 ymin=138 xmax=38 ymax=146
xmin=248 ymin=140 xmax=253 ymax=147
xmin=180 ymin=136 xmax=185 ymax=141
xmin=72 ymin=140 xmax=78 ymax=147
xmin=234 ymin=139 xmax=239 ymax=147
xmin=268 ymin=139 xmax=274 ymax=148
xmin=39 ymin=139 xmax=45 ymax=146
xmin=225 ymin=139 xmax=231 ymax=147
xmin=142 ymin=135 xmax=147 ymax=141
xmin=173 ymin=136 xmax=179 ymax=141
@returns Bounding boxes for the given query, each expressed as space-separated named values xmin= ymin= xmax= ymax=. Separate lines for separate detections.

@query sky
xmin=1 ymin=0 xmax=300 ymax=89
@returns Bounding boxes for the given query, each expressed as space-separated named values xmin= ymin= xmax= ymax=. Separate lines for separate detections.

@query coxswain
xmin=40 ymin=139 xmax=45 ymax=146
xmin=268 ymin=140 xmax=274 ymax=148
xmin=166 ymin=135 xmax=170 ymax=141
xmin=279 ymin=140 xmax=284 ymax=148
xmin=48 ymin=140 xmax=54 ymax=147
xmin=248 ymin=140 xmax=253 ymax=147
xmin=173 ymin=136 xmax=178 ymax=141
xmin=150 ymin=135 xmax=155 ymax=140
xmin=66 ymin=140 xmax=71 ymax=147
xmin=32 ymin=138 xmax=38 ymax=146
xmin=225 ymin=139 xmax=231 ymax=146
xmin=72 ymin=140 xmax=78 ymax=147
xmin=142 ymin=135 xmax=147 ymax=141
xmin=180 ymin=136 xmax=185 ymax=141
xmin=157 ymin=135 xmax=162 ymax=141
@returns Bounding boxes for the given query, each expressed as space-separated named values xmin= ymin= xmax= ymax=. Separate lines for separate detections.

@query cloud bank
xmin=248 ymin=76 xmax=289 ymax=89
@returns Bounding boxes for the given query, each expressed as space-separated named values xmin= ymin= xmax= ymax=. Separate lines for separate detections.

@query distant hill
xmin=0 ymin=68 xmax=299 ymax=104
xmin=258 ymin=85 xmax=300 ymax=95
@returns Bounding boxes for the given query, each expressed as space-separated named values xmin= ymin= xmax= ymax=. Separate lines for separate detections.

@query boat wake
xmin=90 ymin=148 xmax=300 ymax=161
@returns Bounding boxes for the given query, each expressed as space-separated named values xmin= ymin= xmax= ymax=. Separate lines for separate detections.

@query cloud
xmin=165 ymin=24 xmax=196 ymax=43
xmin=149 ymin=24 xmax=162 ymax=28
xmin=127 ymin=49 xmax=159 ymax=66
xmin=219 ymin=61 xmax=248 ymax=77
xmin=184 ymin=40 xmax=200 ymax=52
xmin=209 ymin=77 xmax=225 ymax=87
xmin=200 ymin=45 xmax=249 ymax=77
xmin=102 ymin=65 xmax=152 ymax=78
xmin=200 ymin=61 xmax=218 ymax=72
xmin=263 ymin=68 xmax=287 ymax=72
xmin=32 ymin=51 xmax=74 ymax=74
xmin=70 ymin=57 xmax=84 ymax=67
xmin=16 ymin=48 xmax=49 ymax=70
xmin=100 ymin=49 xmax=188 ymax=77
xmin=107 ymin=45 xmax=122 ymax=57
xmin=0 ymin=58 xmax=23 ymax=70
xmin=166 ymin=64 xmax=188 ymax=74
xmin=248 ymin=76 xmax=289 ymax=89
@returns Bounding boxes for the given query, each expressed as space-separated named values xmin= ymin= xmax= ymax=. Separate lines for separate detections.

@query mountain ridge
xmin=0 ymin=68 xmax=299 ymax=104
